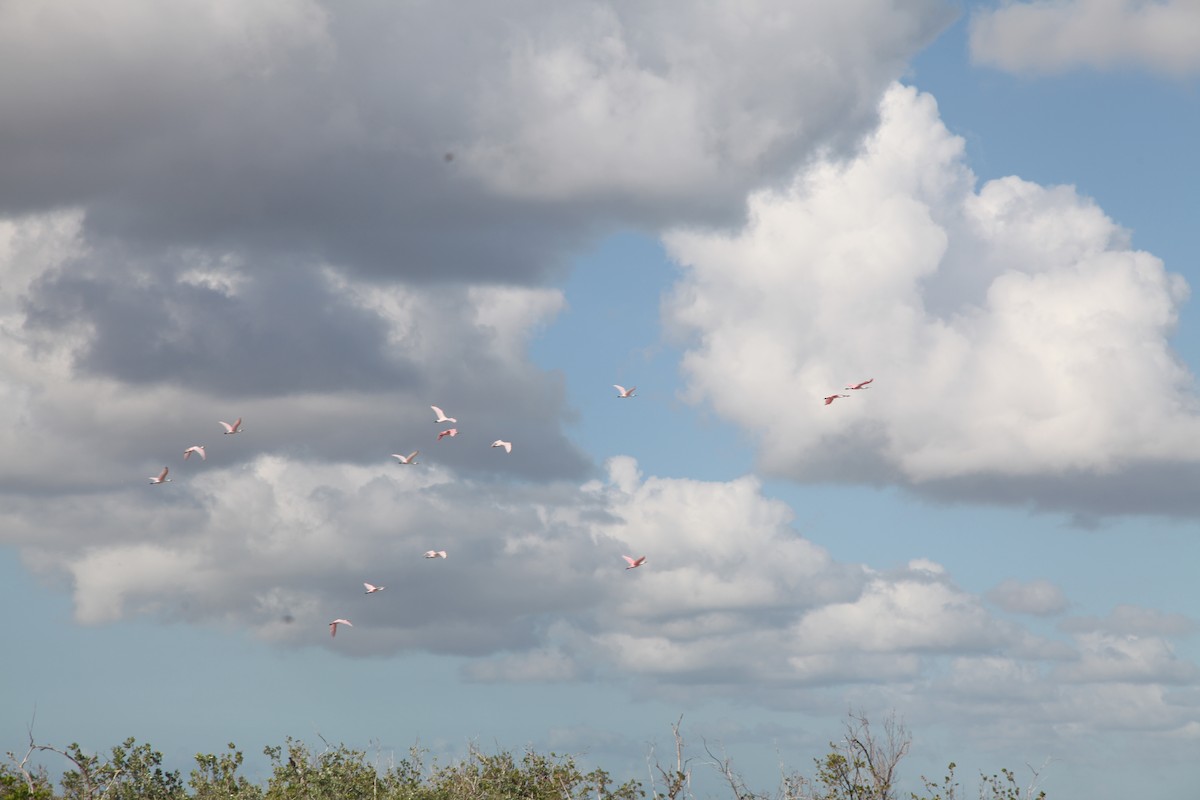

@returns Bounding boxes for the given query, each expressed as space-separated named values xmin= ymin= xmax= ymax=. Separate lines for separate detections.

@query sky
xmin=1 ymin=1 xmax=1199 ymax=798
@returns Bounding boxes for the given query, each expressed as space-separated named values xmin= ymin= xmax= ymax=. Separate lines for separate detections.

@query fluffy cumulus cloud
xmin=664 ymin=82 xmax=1200 ymax=515
xmin=6 ymin=451 xmax=1196 ymax=740
xmin=970 ymin=0 xmax=1200 ymax=76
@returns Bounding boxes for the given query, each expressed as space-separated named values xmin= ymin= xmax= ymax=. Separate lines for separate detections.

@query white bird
xmin=183 ymin=445 xmax=206 ymax=461
xmin=613 ymin=385 xmax=636 ymax=398
xmin=391 ymin=451 xmax=419 ymax=465
xmin=431 ymin=405 xmax=457 ymax=424
xmin=219 ymin=418 xmax=243 ymax=434
xmin=148 ymin=466 xmax=171 ymax=484
xmin=363 ymin=583 xmax=385 ymax=594
xmin=623 ymin=555 xmax=647 ymax=570
xmin=491 ymin=440 xmax=512 ymax=453
xmin=424 ymin=550 xmax=447 ymax=559
xmin=329 ymin=618 xmax=353 ymax=637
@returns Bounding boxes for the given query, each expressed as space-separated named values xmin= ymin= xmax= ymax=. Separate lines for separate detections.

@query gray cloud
xmin=986 ymin=578 xmax=1069 ymax=617
xmin=0 ymin=1 xmax=955 ymax=283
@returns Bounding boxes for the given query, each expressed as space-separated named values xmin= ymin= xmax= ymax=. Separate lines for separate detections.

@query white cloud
xmin=664 ymin=82 xmax=1200 ymax=514
xmin=1054 ymin=632 xmax=1199 ymax=684
xmin=970 ymin=0 xmax=1200 ymax=76
xmin=5 ymin=447 xmax=1197 ymax=738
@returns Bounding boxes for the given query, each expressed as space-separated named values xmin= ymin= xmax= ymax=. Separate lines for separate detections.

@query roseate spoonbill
xmin=392 ymin=451 xmax=419 ymax=464
xmin=623 ymin=555 xmax=646 ymax=570
xmin=823 ymin=395 xmax=849 ymax=405
xmin=329 ymin=618 xmax=353 ymax=637
xmin=491 ymin=440 xmax=512 ymax=453
xmin=363 ymin=583 xmax=385 ymax=594
xmin=148 ymin=467 xmax=171 ymax=484
xmin=437 ymin=428 xmax=458 ymax=441
xmin=219 ymin=418 xmax=243 ymax=434
xmin=183 ymin=445 xmax=206 ymax=461
xmin=424 ymin=550 xmax=447 ymax=559
xmin=845 ymin=379 xmax=874 ymax=390
xmin=613 ymin=385 xmax=636 ymax=398
xmin=431 ymin=405 xmax=457 ymax=423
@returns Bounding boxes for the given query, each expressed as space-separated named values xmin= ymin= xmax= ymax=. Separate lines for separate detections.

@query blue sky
xmin=2 ymin=2 xmax=1199 ymax=799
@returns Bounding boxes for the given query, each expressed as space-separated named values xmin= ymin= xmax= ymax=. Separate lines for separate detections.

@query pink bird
xmin=329 ymin=618 xmax=353 ymax=637
xmin=491 ymin=439 xmax=512 ymax=453
xmin=424 ymin=550 xmax=447 ymax=559
xmin=183 ymin=445 xmax=206 ymax=461
xmin=437 ymin=428 xmax=458 ymax=441
xmin=363 ymin=583 xmax=385 ymax=594
xmin=431 ymin=405 xmax=457 ymax=424
xmin=613 ymin=384 xmax=636 ymax=398
xmin=845 ymin=378 xmax=874 ymax=390
xmin=623 ymin=555 xmax=647 ymax=570
xmin=391 ymin=451 xmax=419 ymax=464
xmin=219 ymin=418 xmax=243 ymax=434
xmin=824 ymin=394 xmax=849 ymax=405
xmin=148 ymin=466 xmax=171 ymax=484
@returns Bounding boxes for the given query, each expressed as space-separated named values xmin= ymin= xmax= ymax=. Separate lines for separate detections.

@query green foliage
xmin=6 ymin=714 xmax=1045 ymax=800
xmin=911 ymin=762 xmax=960 ymax=800
xmin=425 ymin=746 xmax=642 ymax=800
xmin=813 ymin=751 xmax=876 ymax=800
xmin=190 ymin=744 xmax=262 ymax=800
xmin=58 ymin=738 xmax=184 ymax=800
xmin=977 ymin=768 xmax=1046 ymax=800
xmin=0 ymin=760 xmax=54 ymax=800
xmin=262 ymin=738 xmax=378 ymax=800
xmin=911 ymin=763 xmax=1047 ymax=800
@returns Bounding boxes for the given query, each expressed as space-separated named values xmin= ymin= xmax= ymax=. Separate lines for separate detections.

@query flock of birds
xmin=824 ymin=377 xmax=873 ymax=405
xmin=147 ymin=380 xmax=871 ymax=640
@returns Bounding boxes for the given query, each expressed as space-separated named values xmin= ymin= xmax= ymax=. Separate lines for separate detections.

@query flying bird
xmin=424 ymin=550 xmax=447 ymax=559
xmin=845 ymin=379 xmax=874 ymax=390
xmin=219 ymin=418 xmax=243 ymax=434
xmin=363 ymin=583 xmax=385 ymax=594
xmin=613 ymin=385 xmax=636 ymax=398
xmin=491 ymin=440 xmax=512 ymax=453
xmin=148 ymin=467 xmax=171 ymax=484
xmin=623 ymin=555 xmax=647 ymax=570
xmin=183 ymin=445 xmax=206 ymax=461
xmin=823 ymin=394 xmax=849 ymax=405
xmin=391 ymin=451 xmax=419 ymax=465
xmin=431 ymin=405 xmax=457 ymax=424
xmin=329 ymin=618 xmax=353 ymax=637
xmin=437 ymin=428 xmax=458 ymax=441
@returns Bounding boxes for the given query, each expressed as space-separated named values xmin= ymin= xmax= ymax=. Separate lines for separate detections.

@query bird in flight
xmin=219 ymin=418 xmax=243 ymax=434
xmin=363 ymin=583 xmax=385 ymax=594
xmin=431 ymin=405 xmax=457 ymax=424
xmin=491 ymin=440 xmax=512 ymax=453
xmin=148 ymin=467 xmax=171 ymax=484
xmin=329 ymin=618 xmax=353 ymax=637
xmin=845 ymin=379 xmax=874 ymax=390
xmin=623 ymin=555 xmax=647 ymax=570
xmin=183 ymin=445 xmax=206 ymax=461
xmin=437 ymin=428 xmax=458 ymax=441
xmin=424 ymin=550 xmax=448 ymax=559
xmin=392 ymin=451 xmax=419 ymax=465
xmin=824 ymin=394 xmax=849 ymax=405
xmin=613 ymin=385 xmax=636 ymax=398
